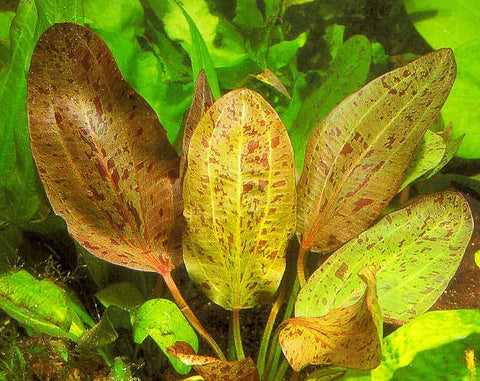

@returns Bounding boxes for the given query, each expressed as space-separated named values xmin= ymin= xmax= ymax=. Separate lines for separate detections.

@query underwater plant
xmin=1 ymin=1 xmax=478 ymax=380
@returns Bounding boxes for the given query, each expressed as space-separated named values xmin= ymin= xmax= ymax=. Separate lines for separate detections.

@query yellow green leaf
xmin=279 ymin=267 xmax=382 ymax=372
xmin=183 ymin=88 xmax=296 ymax=310
xmin=297 ymin=49 xmax=456 ymax=253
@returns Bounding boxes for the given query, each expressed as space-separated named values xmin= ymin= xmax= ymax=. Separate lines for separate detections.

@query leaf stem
xmin=232 ymin=308 xmax=245 ymax=360
xmin=162 ymin=271 xmax=226 ymax=360
xmin=257 ymin=274 xmax=287 ymax=377
xmin=296 ymin=244 xmax=309 ymax=287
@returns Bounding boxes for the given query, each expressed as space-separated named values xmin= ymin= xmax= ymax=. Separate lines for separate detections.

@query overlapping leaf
xmin=297 ymin=49 xmax=456 ymax=253
xmin=179 ymin=70 xmax=215 ymax=182
xmin=167 ymin=341 xmax=260 ymax=381
xmin=290 ymin=34 xmax=371 ymax=170
xmin=399 ymin=130 xmax=446 ymax=191
xmin=133 ymin=299 xmax=198 ymax=375
xmin=296 ymin=192 xmax=473 ymax=322
xmin=183 ymin=88 xmax=296 ymax=309
xmin=279 ymin=267 xmax=382 ymax=372
xmin=27 ymin=23 xmax=182 ymax=274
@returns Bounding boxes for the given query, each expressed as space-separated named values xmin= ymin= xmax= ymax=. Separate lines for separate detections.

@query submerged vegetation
xmin=0 ymin=0 xmax=479 ymax=380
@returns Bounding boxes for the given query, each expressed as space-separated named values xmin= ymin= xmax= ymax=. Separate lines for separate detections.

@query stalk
xmin=232 ymin=309 xmax=245 ymax=360
xmin=296 ymin=244 xmax=309 ymax=287
xmin=162 ymin=271 xmax=226 ymax=360
xmin=256 ymin=279 xmax=287 ymax=377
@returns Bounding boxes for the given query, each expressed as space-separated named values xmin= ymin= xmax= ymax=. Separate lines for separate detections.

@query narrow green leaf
xmin=0 ymin=270 xmax=74 ymax=339
xmin=290 ymin=34 xmax=371 ymax=170
xmin=399 ymin=130 xmax=446 ymax=191
xmin=297 ymin=49 xmax=456 ymax=253
xmin=169 ymin=0 xmax=220 ymax=98
xmin=183 ymin=89 xmax=297 ymax=310
xmin=133 ymin=299 xmax=198 ymax=375
xmin=296 ymin=192 xmax=473 ymax=322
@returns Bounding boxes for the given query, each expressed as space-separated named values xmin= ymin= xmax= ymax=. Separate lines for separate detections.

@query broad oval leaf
xmin=279 ymin=267 xmax=382 ymax=372
xmin=27 ymin=23 xmax=182 ymax=274
xmin=296 ymin=192 xmax=473 ymax=322
xmin=297 ymin=49 xmax=456 ymax=252
xmin=167 ymin=341 xmax=260 ymax=381
xmin=133 ymin=299 xmax=199 ymax=375
xmin=183 ymin=88 xmax=296 ymax=310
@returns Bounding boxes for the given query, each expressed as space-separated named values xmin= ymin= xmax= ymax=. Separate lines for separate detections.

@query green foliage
xmin=133 ymin=298 xmax=199 ymax=375
xmin=404 ymin=0 xmax=480 ymax=158
xmin=0 ymin=270 xmax=81 ymax=340
xmin=344 ymin=310 xmax=480 ymax=380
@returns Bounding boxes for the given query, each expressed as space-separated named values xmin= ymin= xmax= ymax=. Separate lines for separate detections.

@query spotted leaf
xmin=297 ymin=49 xmax=456 ymax=253
xmin=296 ymin=192 xmax=473 ymax=323
xmin=183 ymin=88 xmax=296 ymax=310
xmin=179 ymin=69 xmax=215 ymax=183
xmin=27 ymin=23 xmax=182 ymax=274
xmin=279 ymin=267 xmax=382 ymax=372
xmin=167 ymin=341 xmax=260 ymax=381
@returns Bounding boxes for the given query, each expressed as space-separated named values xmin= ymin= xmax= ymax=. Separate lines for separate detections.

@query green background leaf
xmin=344 ymin=310 xmax=480 ymax=380
xmin=404 ymin=0 xmax=480 ymax=158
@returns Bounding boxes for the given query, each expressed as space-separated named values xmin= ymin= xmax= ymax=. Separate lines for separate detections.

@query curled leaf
xmin=279 ymin=267 xmax=382 ymax=372
xmin=167 ymin=341 xmax=260 ymax=381
xmin=297 ymin=49 xmax=456 ymax=253
xmin=27 ymin=23 xmax=182 ymax=274
xmin=183 ymin=88 xmax=296 ymax=309
xmin=296 ymin=191 xmax=473 ymax=322
xmin=253 ymin=68 xmax=292 ymax=99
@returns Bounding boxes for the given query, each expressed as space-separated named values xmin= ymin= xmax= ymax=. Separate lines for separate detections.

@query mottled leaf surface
xmin=179 ymin=70 xmax=215 ymax=183
xmin=133 ymin=299 xmax=198 ymax=375
xmin=167 ymin=341 xmax=260 ymax=381
xmin=290 ymin=35 xmax=371 ymax=170
xmin=183 ymin=89 xmax=296 ymax=310
xmin=399 ymin=130 xmax=446 ymax=191
xmin=28 ymin=23 xmax=182 ymax=274
xmin=296 ymin=192 xmax=473 ymax=322
xmin=279 ymin=267 xmax=382 ymax=372
xmin=297 ymin=49 xmax=456 ymax=252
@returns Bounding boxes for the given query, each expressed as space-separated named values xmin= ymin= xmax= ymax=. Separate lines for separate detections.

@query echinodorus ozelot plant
xmin=24 ymin=22 xmax=474 ymax=381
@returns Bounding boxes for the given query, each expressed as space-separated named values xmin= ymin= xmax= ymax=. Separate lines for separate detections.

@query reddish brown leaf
xmin=279 ymin=266 xmax=382 ymax=372
xmin=179 ymin=69 xmax=215 ymax=183
xmin=27 ymin=23 xmax=182 ymax=274
xmin=167 ymin=341 xmax=260 ymax=381
xmin=297 ymin=49 xmax=456 ymax=253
